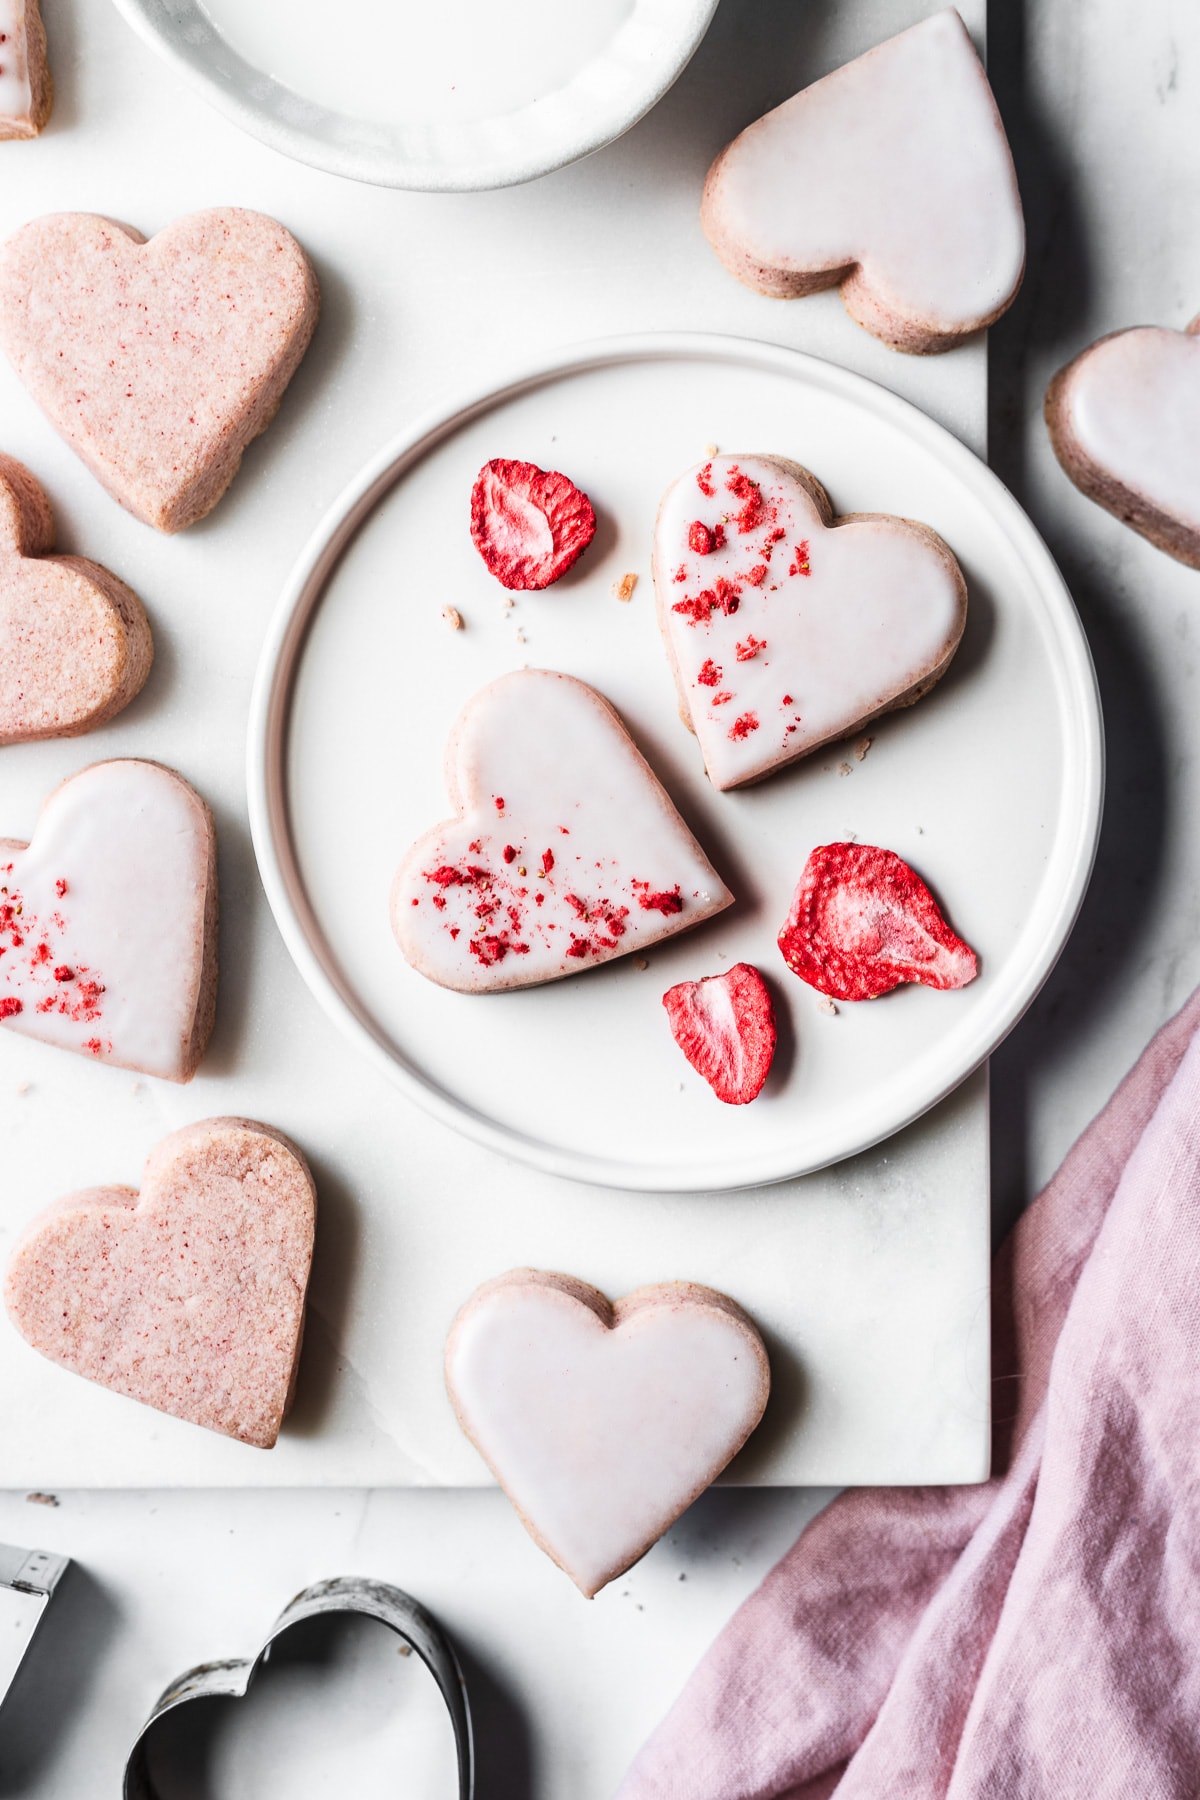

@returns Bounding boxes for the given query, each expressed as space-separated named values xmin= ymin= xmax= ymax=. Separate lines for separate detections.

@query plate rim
xmin=246 ymin=329 xmax=1105 ymax=1193
xmin=107 ymin=0 xmax=720 ymax=192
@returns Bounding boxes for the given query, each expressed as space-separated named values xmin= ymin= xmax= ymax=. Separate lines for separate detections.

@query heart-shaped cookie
xmin=653 ymin=454 xmax=967 ymax=790
xmin=1045 ymin=316 xmax=1200 ymax=569
xmin=445 ymin=1270 xmax=771 ymax=1597
xmin=391 ymin=669 xmax=733 ymax=992
xmin=0 ymin=759 xmax=217 ymax=1080
xmin=701 ymin=9 xmax=1025 ymax=354
xmin=0 ymin=0 xmax=52 ymax=139
xmin=0 ymin=453 xmax=153 ymax=744
xmin=4 ymin=1118 xmax=315 ymax=1448
xmin=0 ymin=209 xmax=319 ymax=532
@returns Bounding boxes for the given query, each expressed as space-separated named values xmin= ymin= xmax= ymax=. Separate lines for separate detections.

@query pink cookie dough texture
xmin=391 ymin=668 xmax=733 ymax=993
xmin=1045 ymin=315 xmax=1200 ymax=569
xmin=654 ymin=453 xmax=966 ymax=790
xmin=700 ymin=9 xmax=1025 ymax=354
xmin=445 ymin=1270 xmax=771 ymax=1597
xmin=4 ymin=1118 xmax=316 ymax=1448
xmin=0 ymin=758 xmax=218 ymax=1081
xmin=0 ymin=0 xmax=52 ymax=140
xmin=0 ymin=208 xmax=320 ymax=532
xmin=0 ymin=451 xmax=153 ymax=744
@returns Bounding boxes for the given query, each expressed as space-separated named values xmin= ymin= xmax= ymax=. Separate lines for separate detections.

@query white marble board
xmin=0 ymin=0 xmax=1000 ymax=1487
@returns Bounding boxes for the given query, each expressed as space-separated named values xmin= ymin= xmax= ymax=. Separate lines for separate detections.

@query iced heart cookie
xmin=391 ymin=669 xmax=732 ymax=992
xmin=0 ymin=1 xmax=51 ymax=140
xmin=779 ymin=842 xmax=977 ymax=1000
xmin=701 ymin=9 xmax=1025 ymax=354
xmin=4 ymin=1118 xmax=315 ymax=1448
xmin=654 ymin=454 xmax=966 ymax=790
xmin=0 ymin=759 xmax=217 ymax=1079
xmin=0 ymin=453 xmax=153 ymax=744
xmin=445 ymin=1270 xmax=770 ymax=1596
xmin=1045 ymin=317 xmax=1200 ymax=569
xmin=0 ymin=209 xmax=319 ymax=532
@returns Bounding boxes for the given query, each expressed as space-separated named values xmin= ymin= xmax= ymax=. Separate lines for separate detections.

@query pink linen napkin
xmin=619 ymin=986 xmax=1200 ymax=1800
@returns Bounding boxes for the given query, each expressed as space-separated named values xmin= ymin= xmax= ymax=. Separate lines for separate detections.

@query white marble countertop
xmin=3 ymin=0 xmax=1199 ymax=1792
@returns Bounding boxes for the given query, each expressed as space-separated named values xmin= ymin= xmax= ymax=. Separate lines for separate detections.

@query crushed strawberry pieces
xmin=777 ymin=843 xmax=978 ymax=1001
xmin=470 ymin=458 xmax=597 ymax=591
xmin=0 ymin=874 xmax=106 ymax=1032
xmin=663 ymin=962 xmax=777 ymax=1105
xmin=414 ymin=847 xmax=694 ymax=972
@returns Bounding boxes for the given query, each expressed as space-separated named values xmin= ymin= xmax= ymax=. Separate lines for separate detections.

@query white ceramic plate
xmin=247 ymin=333 xmax=1103 ymax=1192
xmin=108 ymin=0 xmax=719 ymax=191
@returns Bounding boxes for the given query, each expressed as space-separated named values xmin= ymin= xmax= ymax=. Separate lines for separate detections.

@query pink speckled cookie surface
xmin=0 ymin=208 xmax=319 ymax=532
xmin=4 ymin=1118 xmax=316 ymax=1448
xmin=0 ymin=452 xmax=154 ymax=744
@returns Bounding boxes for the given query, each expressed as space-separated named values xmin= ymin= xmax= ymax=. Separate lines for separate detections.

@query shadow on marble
xmin=0 ymin=1562 xmax=121 ymax=1796
xmin=284 ymin=1150 xmax=364 ymax=1438
xmin=986 ymin=1 xmax=1169 ymax=1243
xmin=727 ymin=1318 xmax=809 ymax=1480
xmin=454 ymin=1635 xmax=536 ymax=1800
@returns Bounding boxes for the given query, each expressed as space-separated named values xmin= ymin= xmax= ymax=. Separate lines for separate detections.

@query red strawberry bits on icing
xmin=663 ymin=963 xmax=777 ymax=1104
xmin=470 ymin=458 xmax=597 ymax=590
xmin=778 ymin=843 xmax=978 ymax=1001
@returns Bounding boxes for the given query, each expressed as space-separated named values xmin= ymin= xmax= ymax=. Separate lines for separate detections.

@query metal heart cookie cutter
xmin=123 ymin=1575 xmax=474 ymax=1799
xmin=0 ymin=1541 xmax=70 ymax=1713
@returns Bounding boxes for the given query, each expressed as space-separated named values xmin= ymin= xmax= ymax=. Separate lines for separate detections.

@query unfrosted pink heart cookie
xmin=4 ymin=1118 xmax=315 ymax=1448
xmin=391 ymin=669 xmax=733 ymax=992
xmin=654 ymin=454 xmax=967 ymax=790
xmin=445 ymin=1270 xmax=771 ymax=1596
xmin=701 ymin=9 xmax=1025 ymax=354
xmin=0 ymin=759 xmax=217 ymax=1080
xmin=0 ymin=452 xmax=153 ymax=744
xmin=0 ymin=1 xmax=52 ymax=140
xmin=0 ymin=209 xmax=319 ymax=532
xmin=1045 ymin=316 xmax=1200 ymax=569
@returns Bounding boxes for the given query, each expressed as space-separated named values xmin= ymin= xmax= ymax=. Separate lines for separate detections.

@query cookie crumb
xmin=26 ymin=1492 xmax=58 ymax=1507
xmin=130 ymin=1080 xmax=144 ymax=1096
xmin=515 ymin=627 xmax=527 ymax=644
xmin=503 ymin=595 xmax=516 ymax=611
xmin=634 ymin=956 xmax=649 ymax=971
xmin=15 ymin=1080 xmax=30 ymax=1096
xmin=838 ymin=761 xmax=853 ymax=777
xmin=441 ymin=605 xmax=464 ymax=631
xmin=854 ymin=735 xmax=873 ymax=762
xmin=704 ymin=442 xmax=719 ymax=457
xmin=817 ymin=995 xmax=838 ymax=1017
xmin=612 ymin=572 xmax=638 ymax=603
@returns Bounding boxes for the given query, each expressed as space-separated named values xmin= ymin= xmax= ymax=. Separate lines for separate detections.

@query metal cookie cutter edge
xmin=123 ymin=1574 xmax=474 ymax=1799
xmin=0 ymin=1542 xmax=71 ymax=1713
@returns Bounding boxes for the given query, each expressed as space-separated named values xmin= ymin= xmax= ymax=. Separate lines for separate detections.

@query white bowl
xmin=108 ymin=0 xmax=720 ymax=191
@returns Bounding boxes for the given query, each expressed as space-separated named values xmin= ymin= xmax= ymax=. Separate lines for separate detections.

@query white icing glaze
xmin=445 ymin=1273 xmax=770 ymax=1596
xmin=0 ymin=761 xmax=212 ymax=1079
xmin=391 ymin=669 xmax=733 ymax=992
xmin=654 ymin=455 xmax=965 ymax=790
xmin=0 ymin=0 xmax=32 ymax=127
xmin=1065 ymin=326 xmax=1200 ymax=534
xmin=706 ymin=9 xmax=1024 ymax=337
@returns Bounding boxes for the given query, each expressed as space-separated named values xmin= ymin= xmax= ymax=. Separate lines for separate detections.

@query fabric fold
xmin=619 ymin=987 xmax=1200 ymax=1800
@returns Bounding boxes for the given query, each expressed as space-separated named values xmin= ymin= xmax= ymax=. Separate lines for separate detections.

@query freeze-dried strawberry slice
xmin=470 ymin=458 xmax=597 ymax=590
xmin=778 ymin=842 xmax=977 ymax=1001
xmin=663 ymin=962 xmax=777 ymax=1104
